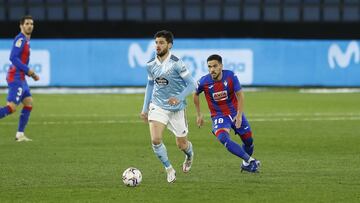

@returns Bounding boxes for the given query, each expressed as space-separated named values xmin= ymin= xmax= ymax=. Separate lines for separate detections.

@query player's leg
xmin=233 ymin=114 xmax=254 ymax=156
xmin=15 ymin=84 xmax=33 ymax=142
xmin=168 ymin=109 xmax=194 ymax=173
xmin=213 ymin=116 xmax=257 ymax=167
xmin=0 ymin=84 xmax=18 ymax=119
xmin=176 ymin=136 xmax=193 ymax=173
xmin=148 ymin=104 xmax=175 ymax=182
xmin=0 ymin=102 xmax=15 ymax=119
xmin=149 ymin=120 xmax=169 ymax=166
xmin=215 ymin=128 xmax=251 ymax=161
xmin=16 ymin=96 xmax=33 ymax=141
xmin=233 ymin=115 xmax=260 ymax=172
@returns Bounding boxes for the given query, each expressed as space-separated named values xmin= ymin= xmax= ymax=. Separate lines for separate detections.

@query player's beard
xmin=22 ymin=27 xmax=33 ymax=36
xmin=211 ymin=71 xmax=221 ymax=80
xmin=157 ymin=49 xmax=168 ymax=57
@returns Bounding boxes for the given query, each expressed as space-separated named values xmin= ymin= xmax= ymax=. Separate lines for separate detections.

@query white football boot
xmin=182 ymin=152 xmax=194 ymax=173
xmin=166 ymin=166 xmax=176 ymax=183
xmin=15 ymin=132 xmax=32 ymax=142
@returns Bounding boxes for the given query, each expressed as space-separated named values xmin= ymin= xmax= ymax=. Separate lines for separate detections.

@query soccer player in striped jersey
xmin=0 ymin=15 xmax=39 ymax=142
xmin=140 ymin=30 xmax=195 ymax=183
xmin=193 ymin=54 xmax=260 ymax=173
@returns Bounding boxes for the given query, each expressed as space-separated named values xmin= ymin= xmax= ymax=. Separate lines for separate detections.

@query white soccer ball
xmin=122 ymin=167 xmax=142 ymax=187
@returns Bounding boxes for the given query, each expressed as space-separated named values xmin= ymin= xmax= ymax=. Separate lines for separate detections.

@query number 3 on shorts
xmin=17 ymin=87 xmax=23 ymax=96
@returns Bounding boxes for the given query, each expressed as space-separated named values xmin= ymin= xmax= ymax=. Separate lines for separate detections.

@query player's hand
xmin=168 ymin=97 xmax=180 ymax=106
xmin=140 ymin=112 xmax=148 ymax=123
xmin=234 ymin=114 xmax=242 ymax=129
xmin=196 ymin=114 xmax=204 ymax=128
xmin=28 ymin=70 xmax=39 ymax=81
xmin=32 ymin=74 xmax=40 ymax=81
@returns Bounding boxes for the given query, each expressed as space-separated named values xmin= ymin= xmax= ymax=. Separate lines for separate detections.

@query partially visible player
xmin=140 ymin=30 xmax=195 ymax=183
xmin=193 ymin=54 xmax=260 ymax=173
xmin=0 ymin=15 xmax=39 ymax=142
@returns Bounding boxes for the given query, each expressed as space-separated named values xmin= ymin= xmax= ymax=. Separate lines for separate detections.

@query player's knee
xmin=217 ymin=132 xmax=230 ymax=145
xmin=151 ymin=139 xmax=162 ymax=145
xmin=7 ymin=104 xmax=17 ymax=113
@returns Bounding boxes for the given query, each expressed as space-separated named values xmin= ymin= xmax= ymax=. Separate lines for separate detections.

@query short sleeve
xmin=195 ymin=80 xmax=204 ymax=95
xmin=176 ymin=60 xmax=190 ymax=78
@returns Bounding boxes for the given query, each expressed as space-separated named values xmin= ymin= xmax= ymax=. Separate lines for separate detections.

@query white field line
xmin=1 ymin=116 xmax=360 ymax=126
xmin=39 ymin=112 xmax=360 ymax=118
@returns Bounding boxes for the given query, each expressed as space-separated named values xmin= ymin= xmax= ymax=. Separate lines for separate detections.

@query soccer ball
xmin=122 ymin=167 xmax=142 ymax=187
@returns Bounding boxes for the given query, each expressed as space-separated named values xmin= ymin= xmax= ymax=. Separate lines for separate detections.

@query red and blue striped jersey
xmin=7 ymin=32 xmax=30 ymax=83
xmin=196 ymin=70 xmax=242 ymax=118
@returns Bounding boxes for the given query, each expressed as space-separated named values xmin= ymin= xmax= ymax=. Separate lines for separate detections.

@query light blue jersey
xmin=143 ymin=52 xmax=195 ymax=112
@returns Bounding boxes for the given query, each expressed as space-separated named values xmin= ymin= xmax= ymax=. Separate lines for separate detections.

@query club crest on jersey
xmin=15 ymin=38 xmax=23 ymax=48
xmin=224 ymin=81 xmax=228 ymax=86
xmin=212 ymin=90 xmax=228 ymax=101
xmin=155 ymin=77 xmax=169 ymax=86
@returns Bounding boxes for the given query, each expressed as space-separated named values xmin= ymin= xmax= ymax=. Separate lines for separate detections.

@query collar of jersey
xmin=155 ymin=51 xmax=172 ymax=66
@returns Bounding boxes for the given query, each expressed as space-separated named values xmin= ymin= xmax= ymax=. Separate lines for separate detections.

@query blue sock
xmin=18 ymin=106 xmax=32 ymax=132
xmin=216 ymin=130 xmax=250 ymax=161
xmin=183 ymin=141 xmax=193 ymax=158
xmin=0 ymin=105 xmax=12 ymax=119
xmin=152 ymin=142 xmax=171 ymax=168
xmin=240 ymin=132 xmax=254 ymax=156
xmin=242 ymin=144 xmax=254 ymax=156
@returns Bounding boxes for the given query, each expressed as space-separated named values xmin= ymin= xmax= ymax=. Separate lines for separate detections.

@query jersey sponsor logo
xmin=328 ymin=40 xmax=360 ymax=69
xmin=212 ymin=90 xmax=228 ymax=101
xmin=155 ymin=77 xmax=169 ymax=86
xmin=15 ymin=38 xmax=23 ymax=48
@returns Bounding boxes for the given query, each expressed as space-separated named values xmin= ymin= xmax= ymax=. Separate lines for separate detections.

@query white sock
xmin=16 ymin=132 xmax=24 ymax=138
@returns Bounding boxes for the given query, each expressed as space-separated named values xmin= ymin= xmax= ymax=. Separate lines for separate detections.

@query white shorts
xmin=148 ymin=103 xmax=188 ymax=137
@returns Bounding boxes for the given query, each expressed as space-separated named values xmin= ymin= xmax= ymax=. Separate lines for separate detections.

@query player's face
xmin=208 ymin=60 xmax=223 ymax=80
xmin=155 ymin=37 xmax=172 ymax=57
xmin=20 ymin=19 xmax=34 ymax=35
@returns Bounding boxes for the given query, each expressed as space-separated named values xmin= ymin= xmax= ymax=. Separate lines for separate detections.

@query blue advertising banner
xmin=1 ymin=38 xmax=359 ymax=87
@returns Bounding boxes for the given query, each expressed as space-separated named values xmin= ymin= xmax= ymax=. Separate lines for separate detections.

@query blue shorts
xmin=7 ymin=82 xmax=32 ymax=105
xmin=211 ymin=114 xmax=251 ymax=136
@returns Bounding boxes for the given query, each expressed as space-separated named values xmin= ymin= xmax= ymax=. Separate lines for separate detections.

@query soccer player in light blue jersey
xmin=0 ymin=15 xmax=39 ymax=142
xmin=140 ymin=30 xmax=196 ymax=183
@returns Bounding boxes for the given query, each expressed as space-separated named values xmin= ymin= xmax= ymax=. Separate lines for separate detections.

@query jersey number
xmin=17 ymin=87 xmax=23 ymax=96
xmin=214 ymin=118 xmax=224 ymax=125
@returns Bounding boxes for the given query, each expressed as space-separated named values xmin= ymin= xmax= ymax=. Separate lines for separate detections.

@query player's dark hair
xmin=207 ymin=54 xmax=222 ymax=64
xmin=154 ymin=30 xmax=174 ymax=44
xmin=20 ymin=15 xmax=33 ymax=25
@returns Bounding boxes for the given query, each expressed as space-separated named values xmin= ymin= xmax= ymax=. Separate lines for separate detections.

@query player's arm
xmin=234 ymin=90 xmax=244 ymax=128
xmin=9 ymin=38 xmax=39 ymax=81
xmin=140 ymin=67 xmax=154 ymax=122
xmin=177 ymin=74 xmax=196 ymax=101
xmin=169 ymin=65 xmax=196 ymax=105
xmin=193 ymin=92 xmax=204 ymax=128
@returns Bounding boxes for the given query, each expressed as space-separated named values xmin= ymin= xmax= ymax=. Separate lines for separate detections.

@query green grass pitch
xmin=0 ymin=90 xmax=359 ymax=202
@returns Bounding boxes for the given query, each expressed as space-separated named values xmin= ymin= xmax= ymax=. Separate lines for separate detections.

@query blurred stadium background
xmin=0 ymin=0 xmax=360 ymax=88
